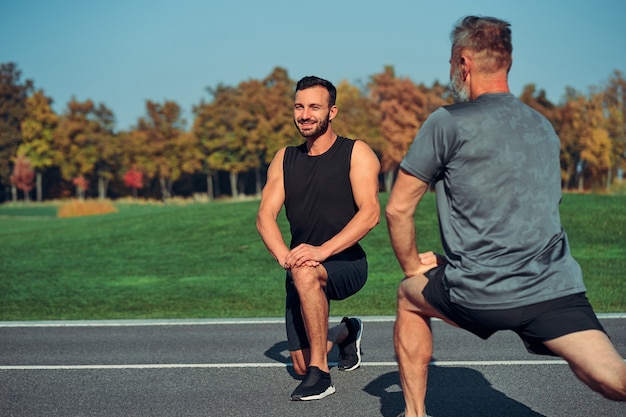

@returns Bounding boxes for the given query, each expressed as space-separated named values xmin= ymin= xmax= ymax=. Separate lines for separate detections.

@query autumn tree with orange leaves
xmin=369 ymin=66 xmax=449 ymax=191
xmin=2 ymin=59 xmax=626 ymax=201
xmin=135 ymin=100 xmax=201 ymax=200
xmin=193 ymin=67 xmax=293 ymax=199
xmin=18 ymin=89 xmax=59 ymax=201
xmin=333 ymin=80 xmax=383 ymax=165
xmin=10 ymin=153 xmax=35 ymax=202
xmin=53 ymin=98 xmax=116 ymax=198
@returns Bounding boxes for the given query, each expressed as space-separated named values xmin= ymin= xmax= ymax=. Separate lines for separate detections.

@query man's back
xmin=401 ymin=93 xmax=586 ymax=309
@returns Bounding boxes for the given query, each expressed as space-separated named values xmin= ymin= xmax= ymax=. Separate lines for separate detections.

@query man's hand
xmin=283 ymin=243 xmax=324 ymax=269
xmin=405 ymin=251 xmax=445 ymax=278
xmin=418 ymin=251 xmax=440 ymax=267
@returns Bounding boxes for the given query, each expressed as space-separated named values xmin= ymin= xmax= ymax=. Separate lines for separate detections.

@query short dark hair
xmin=295 ymin=76 xmax=337 ymax=107
xmin=451 ymin=16 xmax=513 ymax=73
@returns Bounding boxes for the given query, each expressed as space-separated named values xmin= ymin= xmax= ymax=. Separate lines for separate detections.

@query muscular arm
xmin=256 ymin=148 xmax=290 ymax=267
xmin=321 ymin=140 xmax=380 ymax=256
xmin=385 ymin=168 xmax=432 ymax=277
xmin=286 ymin=140 xmax=381 ymax=267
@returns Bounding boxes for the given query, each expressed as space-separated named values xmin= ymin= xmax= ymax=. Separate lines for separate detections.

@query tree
xmin=135 ymin=100 xmax=196 ymax=200
xmin=72 ymin=175 xmax=89 ymax=199
xmin=91 ymin=103 xmax=118 ymax=200
xmin=194 ymin=83 xmax=252 ymax=199
xmin=9 ymin=153 xmax=35 ymax=202
xmin=602 ymin=70 xmax=626 ymax=190
xmin=580 ymin=93 xmax=612 ymax=190
xmin=123 ymin=165 xmax=144 ymax=199
xmin=556 ymin=89 xmax=612 ymax=190
xmin=333 ymin=80 xmax=383 ymax=166
xmin=18 ymin=89 xmax=59 ymax=201
xmin=257 ymin=67 xmax=295 ymax=194
xmin=369 ymin=66 xmax=437 ymax=191
xmin=194 ymin=67 xmax=294 ymax=200
xmin=54 ymin=98 xmax=114 ymax=198
xmin=0 ymin=62 xmax=33 ymax=202
xmin=555 ymin=88 xmax=586 ymax=189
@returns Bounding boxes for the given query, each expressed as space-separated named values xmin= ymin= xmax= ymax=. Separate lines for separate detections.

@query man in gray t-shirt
xmin=401 ymin=93 xmax=586 ymax=310
xmin=386 ymin=16 xmax=626 ymax=417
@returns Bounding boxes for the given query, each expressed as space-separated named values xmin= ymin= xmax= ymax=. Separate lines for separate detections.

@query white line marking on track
xmin=1 ymin=313 xmax=623 ymax=328
xmin=1 ymin=360 xmax=580 ymax=370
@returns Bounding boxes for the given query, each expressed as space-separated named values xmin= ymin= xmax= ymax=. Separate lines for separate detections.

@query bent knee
xmin=396 ymin=277 xmax=426 ymax=309
xmin=291 ymin=267 xmax=324 ymax=288
xmin=593 ymin=368 xmax=626 ymax=401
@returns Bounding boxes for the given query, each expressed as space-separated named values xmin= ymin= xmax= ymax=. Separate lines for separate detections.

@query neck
xmin=470 ymin=73 xmax=510 ymax=100
xmin=306 ymin=130 xmax=337 ymax=156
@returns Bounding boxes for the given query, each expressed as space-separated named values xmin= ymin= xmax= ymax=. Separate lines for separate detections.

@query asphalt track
xmin=1 ymin=315 xmax=625 ymax=417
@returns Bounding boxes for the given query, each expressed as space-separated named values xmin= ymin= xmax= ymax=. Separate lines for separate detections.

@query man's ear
xmin=329 ymin=105 xmax=338 ymax=121
xmin=459 ymin=55 xmax=470 ymax=80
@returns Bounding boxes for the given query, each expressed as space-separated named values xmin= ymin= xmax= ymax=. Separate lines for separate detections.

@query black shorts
xmin=285 ymin=253 xmax=367 ymax=351
xmin=422 ymin=265 xmax=606 ymax=356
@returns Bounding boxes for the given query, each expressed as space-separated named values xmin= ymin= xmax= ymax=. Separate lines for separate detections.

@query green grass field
xmin=0 ymin=193 xmax=624 ymax=321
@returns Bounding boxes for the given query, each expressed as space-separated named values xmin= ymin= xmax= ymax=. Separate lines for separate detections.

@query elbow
xmin=371 ymin=209 xmax=381 ymax=230
xmin=366 ymin=204 xmax=381 ymax=231
xmin=255 ymin=214 xmax=264 ymax=235
xmin=384 ymin=203 xmax=401 ymax=225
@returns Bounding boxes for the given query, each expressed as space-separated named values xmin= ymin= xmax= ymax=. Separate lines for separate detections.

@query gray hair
xmin=451 ymin=16 xmax=513 ymax=73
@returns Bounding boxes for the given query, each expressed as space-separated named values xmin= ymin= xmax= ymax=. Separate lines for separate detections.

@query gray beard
xmin=451 ymin=67 xmax=470 ymax=103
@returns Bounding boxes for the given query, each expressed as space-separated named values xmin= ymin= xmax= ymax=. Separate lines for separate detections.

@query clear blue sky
xmin=2 ymin=0 xmax=625 ymax=131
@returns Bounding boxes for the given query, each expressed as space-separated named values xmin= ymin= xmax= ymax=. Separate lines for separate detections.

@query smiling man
xmin=257 ymin=76 xmax=380 ymax=401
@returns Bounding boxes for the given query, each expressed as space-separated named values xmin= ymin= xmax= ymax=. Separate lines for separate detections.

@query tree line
xmin=1 ymin=62 xmax=625 ymax=203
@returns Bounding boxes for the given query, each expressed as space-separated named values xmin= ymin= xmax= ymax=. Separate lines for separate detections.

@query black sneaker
xmin=337 ymin=317 xmax=363 ymax=371
xmin=290 ymin=366 xmax=335 ymax=401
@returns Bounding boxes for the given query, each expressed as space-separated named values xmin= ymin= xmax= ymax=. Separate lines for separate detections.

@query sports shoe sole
xmin=339 ymin=318 xmax=363 ymax=372
xmin=291 ymin=385 xmax=336 ymax=401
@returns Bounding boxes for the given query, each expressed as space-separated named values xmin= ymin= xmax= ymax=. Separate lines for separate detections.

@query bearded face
xmin=293 ymin=86 xmax=334 ymax=139
xmin=294 ymin=109 xmax=331 ymax=139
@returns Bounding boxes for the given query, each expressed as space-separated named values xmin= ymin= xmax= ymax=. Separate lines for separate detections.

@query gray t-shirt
xmin=400 ymin=93 xmax=586 ymax=309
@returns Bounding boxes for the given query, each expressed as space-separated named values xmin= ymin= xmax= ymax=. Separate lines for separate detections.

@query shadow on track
xmin=364 ymin=368 xmax=545 ymax=417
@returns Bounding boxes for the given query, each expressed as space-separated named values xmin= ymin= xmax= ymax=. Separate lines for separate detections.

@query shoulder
xmin=268 ymin=147 xmax=288 ymax=169
xmin=416 ymin=107 xmax=459 ymax=139
xmin=351 ymin=138 xmax=375 ymax=154
xmin=276 ymin=142 xmax=306 ymax=159
xmin=349 ymin=139 xmax=380 ymax=170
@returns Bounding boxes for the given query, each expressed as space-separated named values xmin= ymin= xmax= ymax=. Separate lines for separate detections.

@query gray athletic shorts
xmin=422 ymin=265 xmax=606 ymax=356
xmin=285 ymin=250 xmax=367 ymax=351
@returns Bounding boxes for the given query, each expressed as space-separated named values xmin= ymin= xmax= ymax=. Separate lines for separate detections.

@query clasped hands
xmin=281 ymin=243 xmax=325 ymax=270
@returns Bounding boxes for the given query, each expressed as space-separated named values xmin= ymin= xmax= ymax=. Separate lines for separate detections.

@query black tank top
xmin=283 ymin=136 xmax=364 ymax=259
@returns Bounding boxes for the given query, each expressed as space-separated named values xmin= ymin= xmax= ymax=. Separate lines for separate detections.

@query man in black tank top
xmin=257 ymin=76 xmax=380 ymax=401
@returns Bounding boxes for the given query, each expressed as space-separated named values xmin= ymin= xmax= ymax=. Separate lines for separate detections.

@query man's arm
xmin=256 ymin=148 xmax=291 ymax=268
xmin=285 ymin=140 xmax=381 ymax=267
xmin=385 ymin=168 xmax=432 ymax=277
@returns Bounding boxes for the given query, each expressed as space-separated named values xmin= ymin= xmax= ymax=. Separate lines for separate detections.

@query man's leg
xmin=395 ymin=275 xmax=449 ymax=417
xmin=291 ymin=264 xmax=330 ymax=372
xmin=290 ymin=324 xmax=350 ymax=375
xmin=543 ymin=329 xmax=626 ymax=400
xmin=290 ymin=349 xmax=310 ymax=376
xmin=288 ymin=265 xmax=337 ymax=401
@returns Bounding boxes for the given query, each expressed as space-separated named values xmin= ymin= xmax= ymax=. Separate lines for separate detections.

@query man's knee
xmin=589 ymin=360 xmax=626 ymax=401
xmin=546 ymin=330 xmax=626 ymax=401
xmin=586 ymin=369 xmax=626 ymax=401
xmin=291 ymin=267 xmax=324 ymax=289
xmin=396 ymin=277 xmax=424 ymax=311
